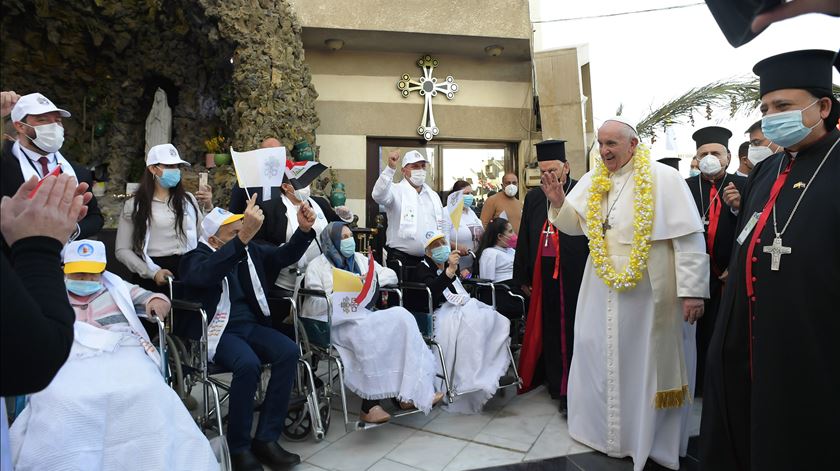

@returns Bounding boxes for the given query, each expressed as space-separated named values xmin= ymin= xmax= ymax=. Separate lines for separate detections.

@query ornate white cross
xmin=397 ymin=55 xmax=459 ymax=141
xmin=762 ymin=236 xmax=791 ymax=271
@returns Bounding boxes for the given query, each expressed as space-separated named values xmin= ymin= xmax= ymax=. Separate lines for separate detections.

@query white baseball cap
xmin=11 ymin=93 xmax=71 ymax=123
xmin=147 ymin=143 xmax=191 ymax=167
xmin=64 ymin=240 xmax=107 ymax=274
xmin=202 ymin=207 xmax=245 ymax=239
xmin=401 ymin=150 xmax=428 ymax=168
xmin=423 ymin=230 xmax=447 ymax=249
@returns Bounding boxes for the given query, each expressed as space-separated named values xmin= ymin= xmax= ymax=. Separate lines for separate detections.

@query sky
xmin=531 ymin=0 xmax=839 ymax=173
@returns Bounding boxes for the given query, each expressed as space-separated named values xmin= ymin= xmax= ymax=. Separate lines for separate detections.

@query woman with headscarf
xmin=302 ymin=222 xmax=442 ymax=424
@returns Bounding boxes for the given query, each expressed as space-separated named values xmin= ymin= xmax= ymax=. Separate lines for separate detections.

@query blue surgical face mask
xmin=157 ymin=168 xmax=181 ymax=188
xmin=463 ymin=195 xmax=474 ymax=208
xmin=761 ymin=100 xmax=821 ymax=148
xmin=339 ymin=237 xmax=356 ymax=258
xmin=66 ymin=279 xmax=102 ymax=296
xmin=431 ymin=245 xmax=450 ymax=264
xmin=689 ymin=168 xmax=701 ymax=178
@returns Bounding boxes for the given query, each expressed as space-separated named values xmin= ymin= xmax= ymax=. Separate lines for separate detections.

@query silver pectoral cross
xmin=543 ymin=225 xmax=555 ymax=246
xmin=702 ymin=216 xmax=709 ymax=226
xmin=762 ymin=237 xmax=791 ymax=271
xmin=601 ymin=220 xmax=611 ymax=236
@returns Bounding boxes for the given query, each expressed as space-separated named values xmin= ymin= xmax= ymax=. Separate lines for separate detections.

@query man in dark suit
xmin=179 ymin=196 xmax=315 ymax=471
xmin=1 ymin=93 xmax=102 ymax=243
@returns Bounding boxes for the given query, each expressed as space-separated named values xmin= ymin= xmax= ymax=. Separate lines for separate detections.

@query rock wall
xmin=1 ymin=0 xmax=320 ymax=224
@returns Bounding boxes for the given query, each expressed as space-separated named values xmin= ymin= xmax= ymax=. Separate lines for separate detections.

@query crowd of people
xmin=0 ymin=43 xmax=837 ymax=471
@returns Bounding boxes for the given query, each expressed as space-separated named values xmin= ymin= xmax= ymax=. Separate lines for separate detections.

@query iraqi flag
xmin=230 ymin=146 xmax=286 ymax=201
xmin=285 ymin=160 xmax=328 ymax=190
xmin=354 ymin=250 xmax=378 ymax=309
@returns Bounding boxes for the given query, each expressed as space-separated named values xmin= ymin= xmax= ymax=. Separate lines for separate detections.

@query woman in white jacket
xmin=302 ymin=222 xmax=442 ymax=424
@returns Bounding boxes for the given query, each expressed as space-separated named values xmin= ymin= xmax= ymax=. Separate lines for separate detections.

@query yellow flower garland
xmin=585 ymin=145 xmax=654 ymax=291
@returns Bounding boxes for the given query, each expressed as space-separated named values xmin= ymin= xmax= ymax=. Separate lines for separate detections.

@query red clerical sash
xmin=518 ymin=219 xmax=568 ymax=394
xmin=744 ymin=157 xmax=793 ymax=378
xmin=706 ymin=181 xmax=722 ymax=276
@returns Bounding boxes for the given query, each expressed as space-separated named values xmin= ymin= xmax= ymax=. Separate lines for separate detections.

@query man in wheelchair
xmin=302 ymin=221 xmax=444 ymax=424
xmin=9 ymin=240 xmax=219 ymax=471
xmin=178 ymin=196 xmax=315 ymax=471
xmin=406 ymin=231 xmax=513 ymax=414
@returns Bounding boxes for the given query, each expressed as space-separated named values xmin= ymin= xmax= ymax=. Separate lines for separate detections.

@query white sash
xmin=435 ymin=267 xmax=470 ymax=306
xmin=397 ymin=180 xmax=443 ymax=239
xmin=141 ymin=194 xmax=199 ymax=273
xmin=201 ymin=242 xmax=271 ymax=362
xmin=12 ymin=140 xmax=78 ymax=182
xmin=100 ymin=271 xmax=162 ymax=368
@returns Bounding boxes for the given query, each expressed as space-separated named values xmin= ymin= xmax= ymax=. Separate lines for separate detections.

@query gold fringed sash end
xmin=653 ymin=385 xmax=690 ymax=409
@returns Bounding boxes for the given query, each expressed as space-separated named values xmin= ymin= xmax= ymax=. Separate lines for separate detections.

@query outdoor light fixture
xmin=324 ymin=38 xmax=345 ymax=51
xmin=484 ymin=45 xmax=504 ymax=57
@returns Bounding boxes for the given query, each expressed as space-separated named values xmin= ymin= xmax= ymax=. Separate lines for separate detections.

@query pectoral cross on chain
xmin=543 ymin=225 xmax=555 ymax=247
xmin=601 ymin=220 xmax=612 ymax=236
xmin=762 ymin=237 xmax=791 ymax=271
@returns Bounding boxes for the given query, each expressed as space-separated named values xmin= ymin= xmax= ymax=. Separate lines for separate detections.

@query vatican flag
xmin=230 ymin=146 xmax=286 ymax=201
xmin=332 ymin=267 xmax=364 ymax=319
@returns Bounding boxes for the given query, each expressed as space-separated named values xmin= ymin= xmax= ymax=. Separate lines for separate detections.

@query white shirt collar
xmin=17 ymin=141 xmax=53 ymax=162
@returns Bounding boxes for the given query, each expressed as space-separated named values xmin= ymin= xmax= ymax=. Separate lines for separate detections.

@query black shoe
xmin=231 ymin=450 xmax=264 ymax=471
xmin=558 ymin=397 xmax=568 ymax=417
xmin=252 ymin=440 xmax=301 ymax=469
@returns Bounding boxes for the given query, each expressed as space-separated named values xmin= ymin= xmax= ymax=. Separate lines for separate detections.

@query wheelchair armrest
xmin=171 ymin=299 xmax=203 ymax=311
xmin=298 ymin=288 xmax=328 ymax=298
xmin=399 ymin=282 xmax=429 ymax=291
xmin=461 ymin=277 xmax=494 ymax=286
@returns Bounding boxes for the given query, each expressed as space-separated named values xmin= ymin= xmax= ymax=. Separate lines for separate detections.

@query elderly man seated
xmin=179 ymin=197 xmax=315 ymax=471
xmin=406 ymin=231 xmax=513 ymax=414
xmin=9 ymin=240 xmax=219 ymax=471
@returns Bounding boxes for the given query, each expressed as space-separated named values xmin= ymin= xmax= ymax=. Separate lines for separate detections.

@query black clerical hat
xmin=536 ymin=140 xmax=567 ymax=162
xmin=692 ymin=126 xmax=732 ymax=149
xmin=704 ymin=0 xmax=783 ymax=48
xmin=753 ymin=49 xmax=836 ymax=97
xmin=657 ymin=157 xmax=680 ymax=170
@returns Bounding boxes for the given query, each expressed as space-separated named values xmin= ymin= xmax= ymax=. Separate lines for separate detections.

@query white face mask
xmin=504 ymin=184 xmax=518 ymax=197
xmin=747 ymin=145 xmax=776 ymax=166
xmin=22 ymin=122 xmax=64 ymax=154
xmin=409 ymin=169 xmax=426 ymax=187
xmin=698 ymin=154 xmax=723 ymax=176
xmin=294 ymin=185 xmax=311 ymax=201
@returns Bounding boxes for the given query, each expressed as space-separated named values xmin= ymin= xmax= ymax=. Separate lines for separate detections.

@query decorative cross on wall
xmin=397 ymin=55 xmax=459 ymax=141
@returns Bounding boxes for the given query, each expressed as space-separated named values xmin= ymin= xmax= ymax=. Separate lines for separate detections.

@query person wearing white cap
xmin=178 ymin=195 xmax=316 ymax=471
xmin=8 ymin=239 xmax=219 ymax=471
xmin=116 ymin=143 xmax=212 ymax=297
xmin=542 ymin=117 xmax=709 ymax=470
xmin=372 ymin=148 xmax=447 ymax=270
xmin=405 ymin=231 xmax=513 ymax=414
xmin=1 ymin=92 xmax=102 ymax=242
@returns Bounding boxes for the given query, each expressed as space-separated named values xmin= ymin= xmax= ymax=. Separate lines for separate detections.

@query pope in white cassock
xmin=542 ymin=118 xmax=709 ymax=471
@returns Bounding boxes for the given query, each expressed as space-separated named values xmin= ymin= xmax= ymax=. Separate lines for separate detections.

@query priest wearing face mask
xmin=372 ymin=149 xmax=447 ymax=270
xmin=684 ymin=126 xmax=746 ymax=397
xmin=745 ymin=119 xmax=783 ymax=169
xmin=1 ymin=93 xmax=102 ymax=244
xmin=480 ymin=172 xmax=523 ymax=233
xmin=700 ymin=49 xmax=840 ymax=471
xmin=512 ymin=139 xmax=589 ymax=414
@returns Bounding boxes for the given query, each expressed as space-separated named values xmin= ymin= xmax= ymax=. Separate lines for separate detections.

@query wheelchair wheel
xmin=282 ymin=403 xmax=313 ymax=441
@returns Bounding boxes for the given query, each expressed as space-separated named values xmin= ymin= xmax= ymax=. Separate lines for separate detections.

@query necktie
xmin=37 ymin=156 xmax=50 ymax=177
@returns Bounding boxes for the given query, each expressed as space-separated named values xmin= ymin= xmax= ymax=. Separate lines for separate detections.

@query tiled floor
xmin=254 ymin=386 xmax=704 ymax=471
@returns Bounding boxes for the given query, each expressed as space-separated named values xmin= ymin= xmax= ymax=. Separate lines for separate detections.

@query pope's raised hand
xmin=297 ymin=202 xmax=316 ymax=232
xmin=238 ymin=193 xmax=264 ymax=244
xmin=541 ymin=171 xmax=566 ymax=208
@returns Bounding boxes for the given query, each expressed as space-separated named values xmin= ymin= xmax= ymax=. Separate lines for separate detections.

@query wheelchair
xmin=294 ymin=279 xmax=437 ymax=431
xmin=389 ymin=253 xmax=523 ymax=404
xmin=465 ymin=249 xmax=528 ymax=350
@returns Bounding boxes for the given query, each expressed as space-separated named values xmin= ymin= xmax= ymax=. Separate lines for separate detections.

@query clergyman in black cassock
xmin=700 ymin=49 xmax=840 ymax=471
xmin=685 ymin=125 xmax=746 ymax=396
xmin=513 ymin=140 xmax=588 ymax=409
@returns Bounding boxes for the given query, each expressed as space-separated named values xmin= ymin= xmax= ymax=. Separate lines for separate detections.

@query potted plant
xmin=204 ymin=134 xmax=230 ymax=167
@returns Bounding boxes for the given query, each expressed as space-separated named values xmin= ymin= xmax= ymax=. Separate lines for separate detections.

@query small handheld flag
xmin=230 ymin=146 xmax=286 ymax=201
xmin=284 ymin=160 xmax=328 ymax=190
xmin=446 ymin=189 xmax=465 ymax=247
xmin=354 ymin=250 xmax=378 ymax=309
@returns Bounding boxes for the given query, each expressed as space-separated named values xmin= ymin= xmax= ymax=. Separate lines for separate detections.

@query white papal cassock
xmin=548 ymin=158 xmax=709 ymax=471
